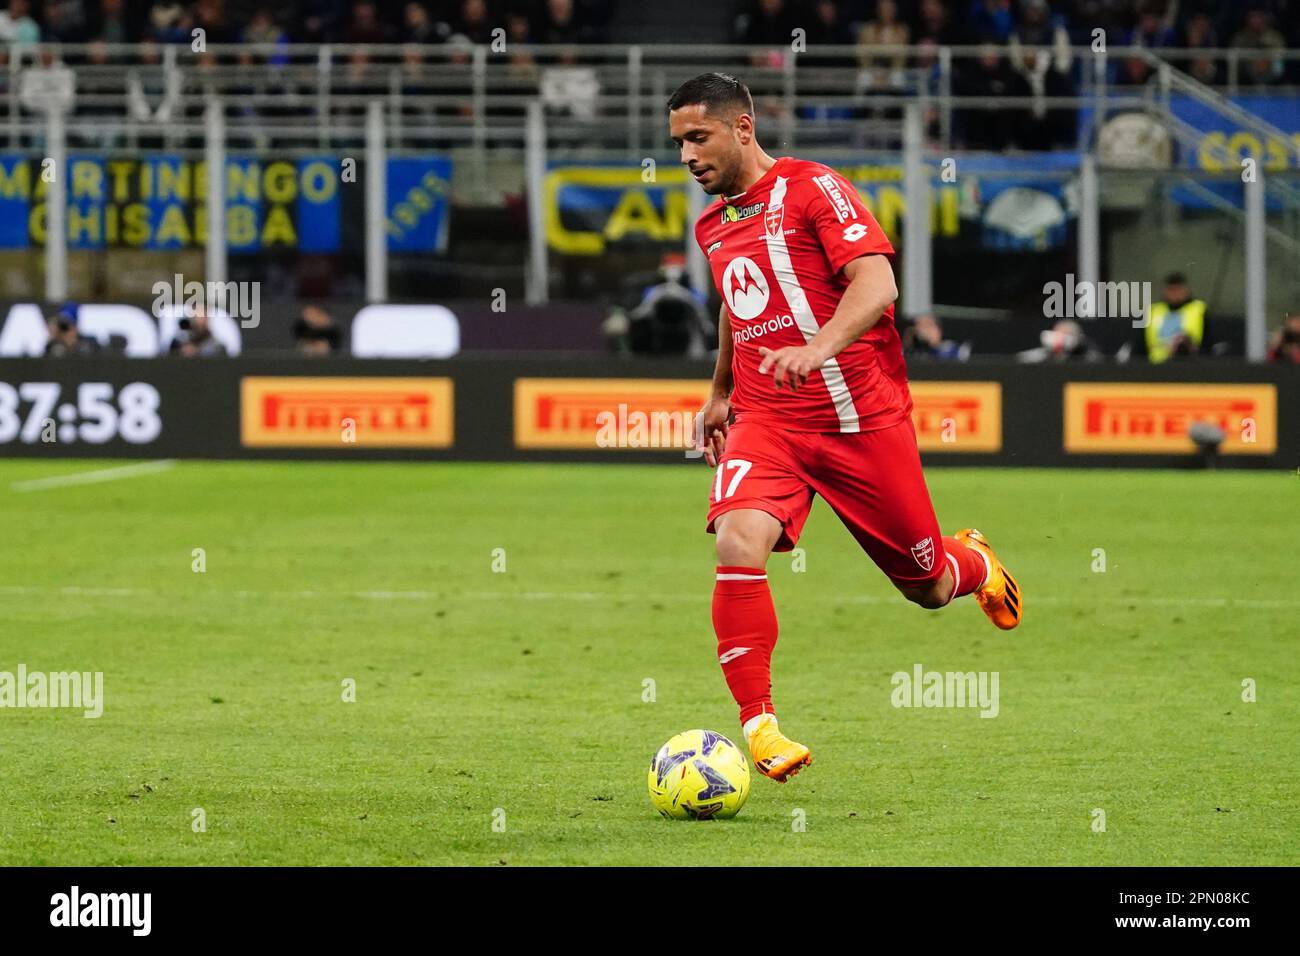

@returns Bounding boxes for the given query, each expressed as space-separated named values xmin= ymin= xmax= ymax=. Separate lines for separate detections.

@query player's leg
xmin=714 ymin=508 xmax=783 ymax=567
xmin=808 ymin=418 xmax=1021 ymax=628
xmin=896 ymin=566 xmax=956 ymax=609
xmin=706 ymin=424 xmax=814 ymax=782
xmin=711 ymin=507 xmax=783 ymax=729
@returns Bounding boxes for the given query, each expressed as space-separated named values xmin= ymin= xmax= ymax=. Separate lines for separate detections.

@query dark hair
xmin=1164 ymin=272 xmax=1187 ymax=286
xmin=667 ymin=72 xmax=754 ymax=120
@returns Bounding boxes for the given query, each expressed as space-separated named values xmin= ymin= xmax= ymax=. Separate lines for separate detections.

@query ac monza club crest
xmin=911 ymin=537 xmax=935 ymax=572
xmin=764 ymin=205 xmax=784 ymax=239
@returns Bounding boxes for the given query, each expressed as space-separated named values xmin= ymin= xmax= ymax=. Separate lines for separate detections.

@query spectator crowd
xmin=0 ymin=0 xmax=616 ymax=46
xmin=0 ymin=1 xmax=1292 ymax=64
xmin=4 ymin=2 xmax=1291 ymax=154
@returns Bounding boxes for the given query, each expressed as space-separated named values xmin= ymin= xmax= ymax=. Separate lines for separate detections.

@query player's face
xmin=670 ymin=105 xmax=745 ymax=196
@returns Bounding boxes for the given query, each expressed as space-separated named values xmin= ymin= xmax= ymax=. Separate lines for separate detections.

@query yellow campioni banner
xmin=514 ymin=378 xmax=710 ymax=450
xmin=241 ymin=377 xmax=453 ymax=448
xmin=544 ymin=168 xmax=690 ymax=255
xmin=1064 ymin=383 xmax=1276 ymax=454
xmin=543 ymin=164 xmax=960 ymax=256
xmin=910 ymin=382 xmax=1003 ymax=452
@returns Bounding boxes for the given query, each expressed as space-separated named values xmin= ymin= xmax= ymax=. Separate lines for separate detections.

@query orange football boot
xmin=745 ymin=715 xmax=812 ymax=782
xmin=954 ymin=528 xmax=1021 ymax=630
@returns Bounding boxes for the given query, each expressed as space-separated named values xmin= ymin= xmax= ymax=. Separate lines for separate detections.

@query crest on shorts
xmin=911 ymin=537 xmax=935 ymax=572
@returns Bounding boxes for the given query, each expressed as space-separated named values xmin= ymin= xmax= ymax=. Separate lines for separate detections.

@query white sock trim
xmin=974 ymin=546 xmax=992 ymax=586
xmin=717 ymin=572 xmax=767 ymax=581
xmin=742 ymin=710 xmax=775 ymax=740
xmin=945 ymin=553 xmax=960 ymax=605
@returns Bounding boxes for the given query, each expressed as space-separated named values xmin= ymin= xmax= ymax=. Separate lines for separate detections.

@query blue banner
xmin=953 ymin=152 xmax=1079 ymax=250
xmin=0 ymin=155 xmax=452 ymax=253
xmin=386 ymin=157 xmax=452 ymax=253
xmin=1079 ymin=94 xmax=1300 ymax=209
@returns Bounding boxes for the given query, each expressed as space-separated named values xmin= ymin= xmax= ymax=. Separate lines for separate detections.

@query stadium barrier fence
xmin=1 ymin=356 xmax=1294 ymax=469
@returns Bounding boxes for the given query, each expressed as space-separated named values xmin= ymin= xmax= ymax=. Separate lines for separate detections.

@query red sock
xmin=942 ymin=536 xmax=988 ymax=601
xmin=712 ymin=565 xmax=778 ymax=727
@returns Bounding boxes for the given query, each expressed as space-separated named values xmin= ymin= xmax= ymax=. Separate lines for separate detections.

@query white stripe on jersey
xmin=763 ymin=213 xmax=861 ymax=433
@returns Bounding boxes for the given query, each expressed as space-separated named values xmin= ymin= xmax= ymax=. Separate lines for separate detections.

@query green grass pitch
xmin=0 ymin=459 xmax=1295 ymax=866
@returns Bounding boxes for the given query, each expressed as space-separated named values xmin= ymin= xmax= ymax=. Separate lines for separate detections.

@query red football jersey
xmin=694 ymin=156 xmax=912 ymax=433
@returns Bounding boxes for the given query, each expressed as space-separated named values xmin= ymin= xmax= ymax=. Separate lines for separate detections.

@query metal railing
xmin=4 ymin=42 xmax=1299 ymax=156
xmin=7 ymin=43 xmax=1296 ymax=358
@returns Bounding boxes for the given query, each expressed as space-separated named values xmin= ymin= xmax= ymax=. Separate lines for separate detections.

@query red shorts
xmin=706 ymin=417 xmax=945 ymax=586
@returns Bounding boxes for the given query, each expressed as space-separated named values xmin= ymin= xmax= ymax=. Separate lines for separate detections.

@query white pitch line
xmin=10 ymin=459 xmax=177 ymax=492
xmin=0 ymin=585 xmax=1296 ymax=610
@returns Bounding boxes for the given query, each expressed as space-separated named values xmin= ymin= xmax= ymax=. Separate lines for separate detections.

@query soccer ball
xmin=647 ymin=729 xmax=750 ymax=820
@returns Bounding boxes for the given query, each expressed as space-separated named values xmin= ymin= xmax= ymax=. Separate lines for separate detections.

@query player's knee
xmin=715 ymin=515 xmax=778 ymax=568
xmin=715 ymin=529 xmax=768 ymax=568
xmin=898 ymin=580 xmax=950 ymax=610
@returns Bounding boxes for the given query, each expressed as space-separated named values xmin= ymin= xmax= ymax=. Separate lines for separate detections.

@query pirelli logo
xmin=241 ymin=377 xmax=454 ymax=448
xmin=515 ymin=378 xmax=710 ymax=450
xmin=1064 ymin=383 xmax=1276 ymax=454
xmin=910 ymin=382 xmax=1002 ymax=452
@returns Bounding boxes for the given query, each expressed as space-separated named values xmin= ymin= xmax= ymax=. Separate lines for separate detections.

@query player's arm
xmin=710 ymin=303 xmax=733 ymax=399
xmin=758 ymin=254 xmax=897 ymax=391
xmin=695 ymin=304 xmax=733 ymax=466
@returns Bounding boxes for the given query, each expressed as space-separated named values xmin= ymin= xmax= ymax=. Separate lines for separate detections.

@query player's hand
xmin=692 ymin=397 xmax=731 ymax=467
xmin=757 ymin=344 xmax=826 ymax=392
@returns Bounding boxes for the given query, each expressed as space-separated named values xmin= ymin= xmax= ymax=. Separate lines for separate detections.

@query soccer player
xmin=669 ymin=73 xmax=1022 ymax=783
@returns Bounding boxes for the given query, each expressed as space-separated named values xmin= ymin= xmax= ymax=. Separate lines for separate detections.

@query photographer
xmin=43 ymin=303 xmax=101 ymax=357
xmin=903 ymin=314 xmax=970 ymax=361
xmin=1017 ymin=319 xmax=1104 ymax=363
xmin=1267 ymin=313 xmax=1300 ymax=364
xmin=168 ymin=304 xmax=228 ymax=357
xmin=604 ymin=253 xmax=712 ymax=358
xmin=293 ymin=305 xmax=342 ymax=356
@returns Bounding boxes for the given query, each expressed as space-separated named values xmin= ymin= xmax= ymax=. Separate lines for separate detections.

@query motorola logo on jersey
xmin=721 ymin=256 xmax=770 ymax=321
xmin=732 ymin=314 xmax=794 ymax=345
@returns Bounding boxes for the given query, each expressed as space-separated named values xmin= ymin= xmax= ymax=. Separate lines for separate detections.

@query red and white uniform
xmin=695 ymin=156 xmax=911 ymax=434
xmin=698 ymin=157 xmax=944 ymax=585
